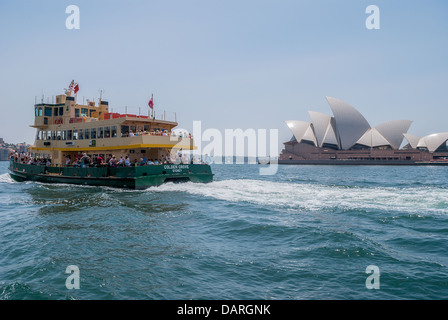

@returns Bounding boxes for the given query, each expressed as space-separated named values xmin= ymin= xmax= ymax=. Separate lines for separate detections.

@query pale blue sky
xmin=1 ymin=0 xmax=447 ymax=152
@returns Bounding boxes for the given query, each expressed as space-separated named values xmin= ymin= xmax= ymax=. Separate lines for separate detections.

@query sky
xmin=1 ymin=0 xmax=447 ymax=154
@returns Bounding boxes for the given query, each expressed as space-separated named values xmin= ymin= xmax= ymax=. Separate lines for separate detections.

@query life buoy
xmin=54 ymin=118 xmax=63 ymax=124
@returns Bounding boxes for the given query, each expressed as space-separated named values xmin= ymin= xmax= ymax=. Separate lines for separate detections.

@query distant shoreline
xmin=277 ymin=159 xmax=448 ymax=166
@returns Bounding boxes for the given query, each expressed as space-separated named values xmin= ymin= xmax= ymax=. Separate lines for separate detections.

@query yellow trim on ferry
xmin=30 ymin=144 xmax=197 ymax=151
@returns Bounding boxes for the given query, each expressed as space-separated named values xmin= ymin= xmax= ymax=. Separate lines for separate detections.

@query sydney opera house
xmin=280 ymin=97 xmax=448 ymax=164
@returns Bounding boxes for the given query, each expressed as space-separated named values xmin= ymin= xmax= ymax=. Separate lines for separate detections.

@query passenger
xmin=147 ymin=159 xmax=154 ymax=165
xmin=82 ymin=153 xmax=90 ymax=168
xmin=96 ymin=155 xmax=103 ymax=166
xmin=124 ymin=156 xmax=131 ymax=167
xmin=118 ymin=156 xmax=124 ymax=167
xmin=109 ymin=155 xmax=117 ymax=167
xmin=65 ymin=156 xmax=71 ymax=166
xmin=154 ymin=159 xmax=159 ymax=165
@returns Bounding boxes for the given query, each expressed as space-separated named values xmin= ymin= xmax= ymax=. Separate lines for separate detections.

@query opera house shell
xmin=280 ymin=97 xmax=448 ymax=164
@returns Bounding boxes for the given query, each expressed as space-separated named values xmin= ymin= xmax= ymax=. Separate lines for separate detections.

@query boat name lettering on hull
xmin=164 ymin=164 xmax=189 ymax=172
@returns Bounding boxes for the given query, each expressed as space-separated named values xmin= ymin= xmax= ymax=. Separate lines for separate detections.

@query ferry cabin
xmin=30 ymin=92 xmax=195 ymax=165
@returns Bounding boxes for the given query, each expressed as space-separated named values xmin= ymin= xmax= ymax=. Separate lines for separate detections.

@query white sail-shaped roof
xmin=356 ymin=128 xmax=391 ymax=148
xmin=285 ymin=120 xmax=313 ymax=144
xmin=403 ymin=133 xmax=421 ymax=149
xmin=326 ymin=97 xmax=371 ymax=150
xmin=303 ymin=126 xmax=317 ymax=146
xmin=418 ymin=132 xmax=448 ymax=152
xmin=322 ymin=118 xmax=339 ymax=146
xmin=375 ymin=120 xmax=412 ymax=149
xmin=308 ymin=111 xmax=332 ymax=147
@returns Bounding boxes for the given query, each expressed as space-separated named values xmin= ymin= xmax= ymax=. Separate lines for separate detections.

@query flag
xmin=74 ymin=83 xmax=79 ymax=93
xmin=148 ymin=94 xmax=154 ymax=109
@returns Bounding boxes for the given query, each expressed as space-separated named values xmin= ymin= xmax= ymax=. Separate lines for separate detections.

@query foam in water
xmin=0 ymin=173 xmax=16 ymax=184
xmin=150 ymin=179 xmax=448 ymax=215
xmin=4 ymin=168 xmax=447 ymax=215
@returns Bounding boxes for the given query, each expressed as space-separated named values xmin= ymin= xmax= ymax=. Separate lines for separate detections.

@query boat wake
xmin=0 ymin=173 xmax=16 ymax=184
xmin=150 ymin=179 xmax=448 ymax=215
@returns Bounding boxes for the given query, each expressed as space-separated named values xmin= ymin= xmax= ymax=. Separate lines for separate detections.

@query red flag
xmin=74 ymin=84 xmax=79 ymax=94
xmin=148 ymin=95 xmax=154 ymax=109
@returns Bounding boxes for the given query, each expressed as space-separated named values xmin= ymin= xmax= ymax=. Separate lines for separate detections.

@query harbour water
xmin=1 ymin=161 xmax=447 ymax=299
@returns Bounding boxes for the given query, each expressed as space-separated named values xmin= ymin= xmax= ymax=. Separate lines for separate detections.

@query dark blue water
xmin=1 ymin=161 xmax=448 ymax=299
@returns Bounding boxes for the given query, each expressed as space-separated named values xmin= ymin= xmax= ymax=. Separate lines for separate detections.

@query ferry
xmin=8 ymin=81 xmax=213 ymax=189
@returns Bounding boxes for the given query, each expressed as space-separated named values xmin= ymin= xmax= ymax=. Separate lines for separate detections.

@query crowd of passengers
xmin=11 ymin=151 xmax=205 ymax=167
xmin=66 ymin=153 xmax=204 ymax=167
xmin=123 ymin=129 xmax=192 ymax=138
xmin=11 ymin=151 xmax=52 ymax=166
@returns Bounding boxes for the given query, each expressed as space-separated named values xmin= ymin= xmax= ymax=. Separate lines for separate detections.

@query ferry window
xmin=73 ymin=129 xmax=78 ymax=140
xmin=81 ymin=108 xmax=88 ymax=117
xmin=35 ymin=108 xmax=38 ymax=117
xmin=121 ymin=125 xmax=129 ymax=137
xmin=59 ymin=107 xmax=64 ymax=116
xmin=52 ymin=131 xmax=56 ymax=140
xmin=67 ymin=130 xmax=73 ymax=140
xmin=57 ymin=131 xmax=61 ymax=140
xmin=44 ymin=107 xmax=52 ymax=117
xmin=62 ymin=130 xmax=66 ymax=140
xmin=91 ymin=128 xmax=97 ymax=139
xmin=75 ymin=108 xmax=80 ymax=118
xmin=130 ymin=126 xmax=136 ymax=133
xmin=111 ymin=126 xmax=117 ymax=138
xmin=85 ymin=128 xmax=90 ymax=140
xmin=44 ymin=118 xmax=48 ymax=125
xmin=79 ymin=129 xmax=84 ymax=140
xmin=54 ymin=108 xmax=59 ymax=117
xmin=38 ymin=107 xmax=43 ymax=117
xmin=104 ymin=126 xmax=110 ymax=138
xmin=46 ymin=131 xmax=51 ymax=140
xmin=144 ymin=125 xmax=149 ymax=131
xmin=90 ymin=110 xmax=95 ymax=117
xmin=98 ymin=127 xmax=104 ymax=139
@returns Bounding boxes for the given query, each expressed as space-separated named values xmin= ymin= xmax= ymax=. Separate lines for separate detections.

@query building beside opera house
xmin=280 ymin=97 xmax=448 ymax=164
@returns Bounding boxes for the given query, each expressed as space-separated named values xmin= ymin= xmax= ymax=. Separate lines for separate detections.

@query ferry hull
xmin=8 ymin=160 xmax=213 ymax=189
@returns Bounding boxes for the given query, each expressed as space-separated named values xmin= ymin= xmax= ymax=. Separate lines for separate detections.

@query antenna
xmin=98 ymin=88 xmax=105 ymax=100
